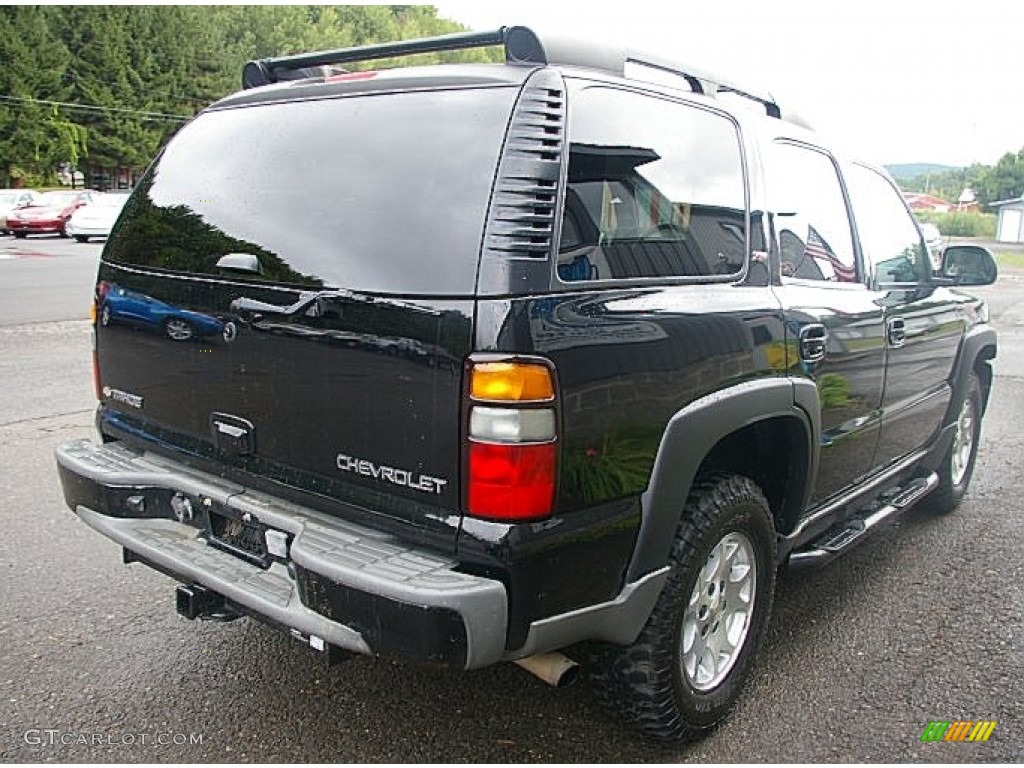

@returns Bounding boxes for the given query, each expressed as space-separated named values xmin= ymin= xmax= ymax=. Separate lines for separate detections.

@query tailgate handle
xmin=210 ymin=413 xmax=256 ymax=456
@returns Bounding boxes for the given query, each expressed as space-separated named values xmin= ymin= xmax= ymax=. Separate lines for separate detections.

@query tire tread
xmin=591 ymin=473 xmax=775 ymax=742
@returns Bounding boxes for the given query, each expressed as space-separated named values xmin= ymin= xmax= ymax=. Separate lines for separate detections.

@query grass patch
xmin=995 ymin=250 xmax=1024 ymax=270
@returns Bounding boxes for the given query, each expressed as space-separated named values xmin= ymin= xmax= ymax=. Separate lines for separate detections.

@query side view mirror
xmin=940 ymin=245 xmax=998 ymax=286
xmin=216 ymin=252 xmax=262 ymax=275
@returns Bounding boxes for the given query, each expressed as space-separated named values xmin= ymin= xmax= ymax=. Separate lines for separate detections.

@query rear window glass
xmin=104 ymin=88 xmax=517 ymax=294
xmin=557 ymin=86 xmax=747 ymax=282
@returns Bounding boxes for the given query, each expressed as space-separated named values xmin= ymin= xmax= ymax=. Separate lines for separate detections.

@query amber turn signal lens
xmin=470 ymin=362 xmax=554 ymax=402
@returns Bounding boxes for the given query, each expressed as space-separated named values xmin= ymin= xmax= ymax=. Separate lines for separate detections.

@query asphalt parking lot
xmin=0 ymin=235 xmax=1021 ymax=761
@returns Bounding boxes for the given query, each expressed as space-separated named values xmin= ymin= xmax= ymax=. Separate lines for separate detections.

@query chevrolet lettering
xmin=335 ymin=453 xmax=448 ymax=495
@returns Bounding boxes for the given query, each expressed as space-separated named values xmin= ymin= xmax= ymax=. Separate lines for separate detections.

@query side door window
xmin=843 ymin=164 xmax=929 ymax=286
xmin=769 ymin=142 xmax=858 ymax=283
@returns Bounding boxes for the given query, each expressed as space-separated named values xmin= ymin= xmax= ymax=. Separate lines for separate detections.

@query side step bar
xmin=788 ymin=473 xmax=939 ymax=570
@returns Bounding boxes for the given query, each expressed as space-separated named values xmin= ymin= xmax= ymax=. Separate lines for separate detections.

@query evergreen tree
xmin=0 ymin=6 xmax=502 ymax=186
xmin=0 ymin=7 xmax=82 ymax=185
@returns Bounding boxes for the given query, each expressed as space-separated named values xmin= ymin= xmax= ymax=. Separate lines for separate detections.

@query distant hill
xmin=885 ymin=163 xmax=959 ymax=180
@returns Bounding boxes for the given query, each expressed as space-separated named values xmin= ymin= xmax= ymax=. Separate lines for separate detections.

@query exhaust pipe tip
xmin=514 ymin=652 xmax=581 ymax=688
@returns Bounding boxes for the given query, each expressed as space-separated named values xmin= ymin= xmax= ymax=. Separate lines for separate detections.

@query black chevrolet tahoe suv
xmin=56 ymin=26 xmax=999 ymax=741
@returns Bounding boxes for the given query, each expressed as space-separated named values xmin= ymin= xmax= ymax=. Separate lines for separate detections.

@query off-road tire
xmin=592 ymin=473 xmax=776 ymax=742
xmin=922 ymin=372 xmax=983 ymax=515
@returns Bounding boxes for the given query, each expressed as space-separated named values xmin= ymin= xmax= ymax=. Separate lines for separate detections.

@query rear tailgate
xmin=94 ymin=85 xmax=518 ymax=549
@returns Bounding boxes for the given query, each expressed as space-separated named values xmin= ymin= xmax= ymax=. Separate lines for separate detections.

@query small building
xmin=991 ymin=196 xmax=1024 ymax=243
xmin=956 ymin=188 xmax=980 ymax=213
xmin=903 ymin=192 xmax=952 ymax=213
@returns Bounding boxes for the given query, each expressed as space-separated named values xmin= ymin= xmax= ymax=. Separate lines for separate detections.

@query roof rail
xmin=240 ymin=25 xmax=785 ymax=122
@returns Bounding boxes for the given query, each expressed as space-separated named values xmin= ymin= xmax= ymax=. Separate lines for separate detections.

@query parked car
xmin=66 ymin=192 xmax=130 ymax=242
xmin=0 ymin=189 xmax=39 ymax=234
xmin=55 ymin=26 xmax=998 ymax=743
xmin=6 ymin=189 xmax=99 ymax=238
xmin=98 ymin=281 xmax=227 ymax=341
xmin=920 ymin=221 xmax=944 ymax=270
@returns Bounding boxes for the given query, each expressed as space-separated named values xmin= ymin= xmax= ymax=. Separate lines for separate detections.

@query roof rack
xmin=241 ymin=25 xmax=785 ymax=122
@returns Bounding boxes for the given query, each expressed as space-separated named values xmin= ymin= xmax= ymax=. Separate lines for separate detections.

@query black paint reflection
xmin=480 ymin=289 xmax=787 ymax=508
xmin=98 ymin=282 xmax=229 ymax=343
xmin=108 ymin=175 xmax=321 ymax=288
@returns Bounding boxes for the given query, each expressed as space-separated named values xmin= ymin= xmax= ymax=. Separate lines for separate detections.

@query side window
xmin=845 ymin=164 xmax=929 ymax=285
xmin=558 ymin=87 xmax=747 ymax=282
xmin=769 ymin=143 xmax=857 ymax=283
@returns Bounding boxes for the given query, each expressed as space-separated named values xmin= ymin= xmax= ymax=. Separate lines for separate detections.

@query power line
xmin=0 ymin=94 xmax=191 ymax=122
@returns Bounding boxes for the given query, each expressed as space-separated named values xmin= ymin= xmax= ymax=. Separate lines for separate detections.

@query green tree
xmin=0 ymin=7 xmax=82 ymax=185
xmin=978 ymin=149 xmax=1024 ymax=204
xmin=899 ymin=150 xmax=1024 ymax=208
xmin=1 ymin=6 xmax=492 ymax=184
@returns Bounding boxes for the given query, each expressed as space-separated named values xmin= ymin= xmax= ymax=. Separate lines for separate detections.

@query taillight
xmin=92 ymin=343 xmax=101 ymax=401
xmin=466 ymin=359 xmax=557 ymax=521
xmin=91 ymin=282 xmax=108 ymax=401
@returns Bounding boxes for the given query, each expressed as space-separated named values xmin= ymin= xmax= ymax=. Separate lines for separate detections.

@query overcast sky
xmin=433 ymin=0 xmax=1024 ymax=168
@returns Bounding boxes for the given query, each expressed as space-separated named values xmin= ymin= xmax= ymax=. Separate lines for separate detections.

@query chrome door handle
xmin=887 ymin=317 xmax=906 ymax=348
xmin=799 ymin=324 xmax=828 ymax=363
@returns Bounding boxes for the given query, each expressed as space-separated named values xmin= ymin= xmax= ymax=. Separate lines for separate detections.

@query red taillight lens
xmin=468 ymin=442 xmax=556 ymax=521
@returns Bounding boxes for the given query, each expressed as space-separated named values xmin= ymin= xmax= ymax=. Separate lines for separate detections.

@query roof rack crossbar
xmin=240 ymin=25 xmax=786 ymax=121
xmin=242 ymin=26 xmax=545 ymax=89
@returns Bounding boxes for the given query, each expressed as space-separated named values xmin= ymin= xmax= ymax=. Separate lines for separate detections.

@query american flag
xmin=804 ymin=225 xmax=857 ymax=282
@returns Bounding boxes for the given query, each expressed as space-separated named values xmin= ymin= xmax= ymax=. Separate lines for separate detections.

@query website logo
xmin=920 ymin=720 xmax=997 ymax=742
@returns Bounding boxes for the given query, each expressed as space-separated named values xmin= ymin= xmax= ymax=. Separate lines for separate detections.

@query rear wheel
xmin=592 ymin=474 xmax=776 ymax=742
xmin=14 ymin=233 xmax=26 ymax=239
xmin=163 ymin=318 xmax=194 ymax=341
xmin=923 ymin=372 xmax=983 ymax=515
xmin=74 ymin=235 xmax=89 ymax=243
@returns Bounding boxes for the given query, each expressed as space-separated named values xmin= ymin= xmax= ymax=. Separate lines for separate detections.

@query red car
xmin=7 ymin=190 xmax=100 ymax=238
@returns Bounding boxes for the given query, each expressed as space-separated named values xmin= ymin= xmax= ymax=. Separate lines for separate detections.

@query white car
xmin=920 ymin=221 xmax=944 ymax=271
xmin=65 ymin=192 xmax=130 ymax=242
xmin=0 ymin=189 xmax=40 ymax=234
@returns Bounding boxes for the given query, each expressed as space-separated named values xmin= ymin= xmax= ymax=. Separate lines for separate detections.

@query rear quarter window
xmin=557 ymin=86 xmax=748 ymax=283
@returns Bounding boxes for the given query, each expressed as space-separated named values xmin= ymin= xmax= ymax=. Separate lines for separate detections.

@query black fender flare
xmin=922 ymin=323 xmax=997 ymax=472
xmin=950 ymin=324 xmax=997 ymax=415
xmin=626 ymin=376 xmax=820 ymax=582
